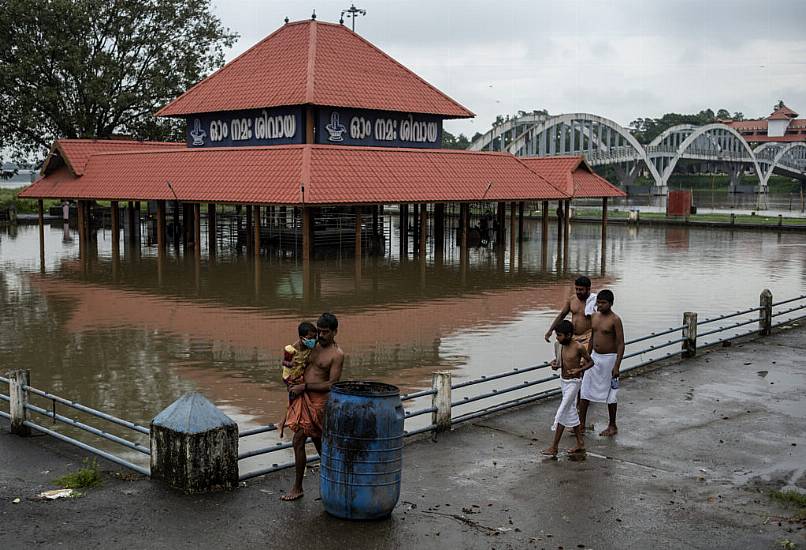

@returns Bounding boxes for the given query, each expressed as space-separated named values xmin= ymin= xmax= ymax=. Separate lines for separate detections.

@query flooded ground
xmin=1 ymin=214 xmax=805 ymax=471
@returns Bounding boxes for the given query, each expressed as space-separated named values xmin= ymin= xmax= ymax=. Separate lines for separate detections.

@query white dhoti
xmin=581 ymin=351 xmax=618 ymax=404
xmin=552 ymin=378 xmax=581 ymax=431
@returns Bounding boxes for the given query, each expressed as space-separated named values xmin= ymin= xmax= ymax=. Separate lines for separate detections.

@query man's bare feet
xmin=541 ymin=447 xmax=558 ymax=457
xmin=281 ymin=489 xmax=304 ymax=501
xmin=599 ymin=425 xmax=618 ymax=437
xmin=566 ymin=445 xmax=585 ymax=454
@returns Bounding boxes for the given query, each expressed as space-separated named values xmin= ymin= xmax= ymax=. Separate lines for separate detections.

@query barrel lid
xmin=332 ymin=381 xmax=400 ymax=397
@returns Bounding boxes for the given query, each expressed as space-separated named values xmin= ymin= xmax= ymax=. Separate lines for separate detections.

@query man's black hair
xmin=575 ymin=276 xmax=591 ymax=288
xmin=556 ymin=320 xmax=574 ymax=336
xmin=597 ymin=289 xmax=614 ymax=304
xmin=298 ymin=321 xmax=317 ymax=338
xmin=317 ymin=312 xmax=338 ymax=331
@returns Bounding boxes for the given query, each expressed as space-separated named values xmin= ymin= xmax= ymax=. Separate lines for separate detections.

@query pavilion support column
xmin=127 ymin=201 xmax=135 ymax=244
xmin=372 ymin=206 xmax=379 ymax=239
xmin=509 ymin=202 xmax=516 ymax=270
xmin=134 ymin=201 xmax=141 ymax=245
xmin=111 ymin=201 xmax=120 ymax=264
xmin=245 ymin=205 xmax=253 ymax=256
xmin=433 ymin=203 xmax=445 ymax=262
xmin=77 ymin=200 xmax=85 ymax=259
xmin=208 ymin=204 xmax=217 ymax=257
xmin=601 ymin=197 xmax=608 ymax=248
xmin=563 ymin=199 xmax=571 ymax=271
xmin=172 ymin=200 xmax=180 ymax=251
xmin=399 ymin=204 xmax=409 ymax=259
xmin=460 ymin=203 xmax=469 ymax=257
xmin=194 ymin=203 xmax=202 ymax=256
xmin=496 ymin=202 xmax=506 ymax=246
xmin=302 ymin=206 xmax=313 ymax=262
xmin=354 ymin=206 xmax=363 ymax=259
xmin=541 ymin=200 xmax=549 ymax=243
xmin=419 ymin=204 xmax=428 ymax=258
xmin=412 ymin=204 xmax=420 ymax=255
xmin=518 ymin=202 xmax=525 ymax=244
xmin=156 ymin=200 xmax=167 ymax=252
xmin=38 ymin=200 xmax=45 ymax=273
xmin=253 ymin=205 xmax=261 ymax=256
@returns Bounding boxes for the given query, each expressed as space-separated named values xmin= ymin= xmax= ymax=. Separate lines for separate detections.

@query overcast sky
xmin=211 ymin=0 xmax=806 ymax=138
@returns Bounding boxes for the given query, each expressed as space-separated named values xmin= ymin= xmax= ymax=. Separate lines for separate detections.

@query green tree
xmin=441 ymin=129 xmax=471 ymax=150
xmin=0 ymin=0 xmax=238 ymax=157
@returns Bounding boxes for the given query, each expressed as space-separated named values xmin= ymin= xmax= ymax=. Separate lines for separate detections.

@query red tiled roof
xmin=518 ymin=156 xmax=625 ymax=198
xmin=19 ymin=145 xmax=567 ymax=203
xmin=156 ymin=20 xmax=473 ymax=119
xmin=768 ymin=104 xmax=798 ymax=119
xmin=742 ymin=135 xmax=806 ymax=143
xmin=43 ymin=139 xmax=184 ymax=176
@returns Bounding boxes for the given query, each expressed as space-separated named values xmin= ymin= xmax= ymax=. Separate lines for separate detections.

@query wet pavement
xmin=1 ymin=324 xmax=804 ymax=549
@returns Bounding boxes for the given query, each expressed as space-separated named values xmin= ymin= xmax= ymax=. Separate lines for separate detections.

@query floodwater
xmin=1 ymin=213 xmax=805 ymax=472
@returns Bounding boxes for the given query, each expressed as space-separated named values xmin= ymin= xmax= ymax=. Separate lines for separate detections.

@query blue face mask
xmin=303 ymin=337 xmax=317 ymax=349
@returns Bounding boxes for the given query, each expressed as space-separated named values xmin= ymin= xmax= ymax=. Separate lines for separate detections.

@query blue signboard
xmin=185 ymin=107 xmax=303 ymax=148
xmin=315 ymin=108 xmax=442 ymax=148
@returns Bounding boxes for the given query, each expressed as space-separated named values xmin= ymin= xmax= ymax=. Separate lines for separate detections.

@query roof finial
xmin=311 ymin=9 xmax=316 ymax=20
xmin=284 ymin=16 xmax=289 ymax=24
xmin=340 ymin=4 xmax=366 ymax=32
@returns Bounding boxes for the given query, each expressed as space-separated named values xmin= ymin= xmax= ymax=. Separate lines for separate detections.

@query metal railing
xmin=3 ymin=290 xmax=805 ymax=483
xmin=0 ymin=376 xmax=150 ymax=476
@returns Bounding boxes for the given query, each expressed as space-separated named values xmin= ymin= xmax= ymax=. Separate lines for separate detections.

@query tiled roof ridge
xmin=329 ymin=24 xmax=474 ymax=118
xmin=56 ymin=138 xmax=184 ymax=145
xmin=155 ymin=22 xmax=297 ymax=117
xmin=305 ymin=21 xmax=317 ymax=103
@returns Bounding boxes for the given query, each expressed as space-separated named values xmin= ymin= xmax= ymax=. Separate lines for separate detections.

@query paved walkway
xmin=1 ymin=325 xmax=805 ymax=549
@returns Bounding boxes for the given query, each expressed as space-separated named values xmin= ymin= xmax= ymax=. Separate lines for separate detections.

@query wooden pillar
xmin=127 ymin=201 xmax=136 ymax=243
xmin=207 ymin=203 xmax=216 ymax=256
xmin=419 ymin=204 xmax=428 ymax=256
xmin=372 ymin=206 xmax=379 ymax=238
xmin=354 ymin=206 xmax=362 ymax=259
xmin=399 ymin=204 xmax=409 ymax=259
xmin=111 ymin=201 xmax=120 ymax=253
xmin=194 ymin=203 xmax=202 ymax=256
xmin=245 ymin=205 xmax=253 ymax=255
xmin=541 ymin=200 xmax=549 ymax=242
xmin=563 ymin=200 xmax=571 ymax=243
xmin=172 ymin=200 xmax=180 ymax=250
xmin=302 ymin=206 xmax=313 ymax=262
xmin=412 ymin=204 xmax=420 ymax=255
xmin=253 ymin=205 xmax=261 ymax=256
xmin=460 ymin=203 xmax=469 ymax=255
xmin=156 ymin=200 xmax=166 ymax=252
xmin=518 ymin=202 xmax=524 ymax=244
xmin=37 ymin=200 xmax=45 ymax=272
xmin=601 ymin=197 xmax=608 ymax=252
xmin=77 ymin=201 xmax=85 ymax=258
xmin=433 ymin=203 xmax=445 ymax=261
xmin=306 ymin=107 xmax=315 ymax=144
xmin=496 ymin=202 xmax=505 ymax=246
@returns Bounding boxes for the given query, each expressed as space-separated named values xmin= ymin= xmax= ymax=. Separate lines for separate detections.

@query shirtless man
xmin=578 ymin=290 xmax=624 ymax=437
xmin=544 ymin=276 xmax=596 ymax=348
xmin=282 ymin=312 xmax=344 ymax=501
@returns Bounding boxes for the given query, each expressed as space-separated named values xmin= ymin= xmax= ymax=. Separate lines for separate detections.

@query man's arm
xmin=587 ymin=314 xmax=597 ymax=355
xmin=306 ymin=351 xmax=345 ymax=393
xmin=578 ymin=346 xmax=593 ymax=371
xmin=613 ymin=316 xmax=625 ymax=377
xmin=544 ymin=299 xmax=571 ymax=342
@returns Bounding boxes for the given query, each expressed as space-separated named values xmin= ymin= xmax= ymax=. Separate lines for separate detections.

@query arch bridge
xmin=469 ymin=113 xmax=806 ymax=193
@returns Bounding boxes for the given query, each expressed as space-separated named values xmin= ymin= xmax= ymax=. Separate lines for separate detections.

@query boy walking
xmin=542 ymin=320 xmax=592 ymax=456
xmin=579 ymin=289 xmax=624 ymax=437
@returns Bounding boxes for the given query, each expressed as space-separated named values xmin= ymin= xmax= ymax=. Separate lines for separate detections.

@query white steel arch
xmin=502 ymin=113 xmax=664 ymax=186
xmin=754 ymin=142 xmax=806 ymax=187
xmin=655 ymin=123 xmax=762 ymax=188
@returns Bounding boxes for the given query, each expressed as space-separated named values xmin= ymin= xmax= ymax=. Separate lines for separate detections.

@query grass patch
xmin=771 ymin=489 xmax=806 ymax=508
xmin=54 ymin=458 xmax=102 ymax=489
xmin=0 ymin=186 xmax=59 ymax=214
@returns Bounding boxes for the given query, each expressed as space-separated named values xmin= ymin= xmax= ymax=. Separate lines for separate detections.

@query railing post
xmin=682 ymin=312 xmax=697 ymax=358
xmin=760 ymin=289 xmax=773 ymax=335
xmin=8 ymin=370 xmax=31 ymax=436
xmin=431 ymin=372 xmax=452 ymax=435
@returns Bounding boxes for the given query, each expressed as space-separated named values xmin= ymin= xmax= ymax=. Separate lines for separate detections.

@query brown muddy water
xmin=1 ymin=215 xmax=805 ymax=472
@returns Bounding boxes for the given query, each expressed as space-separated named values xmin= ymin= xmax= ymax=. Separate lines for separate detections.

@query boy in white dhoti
xmin=579 ymin=289 xmax=625 ymax=437
xmin=542 ymin=321 xmax=592 ymax=457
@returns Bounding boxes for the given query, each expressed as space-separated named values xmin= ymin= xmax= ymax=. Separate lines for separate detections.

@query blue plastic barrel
xmin=320 ymin=381 xmax=404 ymax=519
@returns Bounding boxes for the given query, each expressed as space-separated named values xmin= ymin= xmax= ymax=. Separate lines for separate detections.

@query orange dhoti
xmin=573 ymin=329 xmax=592 ymax=348
xmin=281 ymin=391 xmax=329 ymax=439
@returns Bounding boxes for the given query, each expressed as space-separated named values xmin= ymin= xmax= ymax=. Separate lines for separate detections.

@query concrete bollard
xmin=431 ymin=372 xmax=452 ymax=435
xmin=760 ymin=289 xmax=773 ymax=336
xmin=7 ymin=370 xmax=31 ymax=436
xmin=150 ymin=392 xmax=239 ymax=493
xmin=682 ymin=312 xmax=697 ymax=358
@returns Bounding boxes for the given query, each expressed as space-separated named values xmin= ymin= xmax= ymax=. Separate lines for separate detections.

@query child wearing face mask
xmin=279 ymin=321 xmax=318 ymax=437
